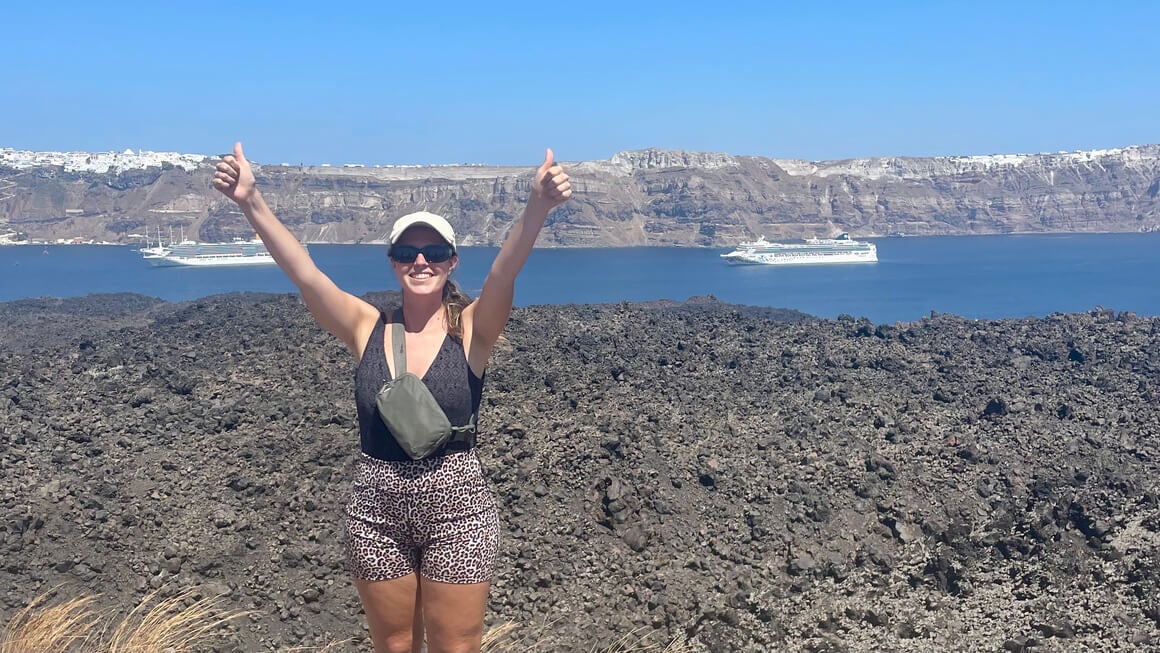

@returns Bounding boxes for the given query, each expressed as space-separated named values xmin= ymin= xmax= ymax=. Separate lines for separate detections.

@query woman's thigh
xmin=421 ymin=579 xmax=490 ymax=653
xmin=356 ymin=575 xmax=423 ymax=653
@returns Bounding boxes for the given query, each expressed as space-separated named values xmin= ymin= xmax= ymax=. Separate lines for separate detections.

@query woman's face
xmin=390 ymin=226 xmax=458 ymax=298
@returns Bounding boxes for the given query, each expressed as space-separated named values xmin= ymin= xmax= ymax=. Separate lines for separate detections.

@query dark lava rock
xmin=1 ymin=293 xmax=1159 ymax=652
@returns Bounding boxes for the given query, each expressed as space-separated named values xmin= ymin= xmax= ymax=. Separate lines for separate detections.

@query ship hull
xmin=144 ymin=254 xmax=277 ymax=267
xmin=140 ymin=238 xmax=291 ymax=268
xmin=721 ymin=233 xmax=878 ymax=266
xmin=721 ymin=250 xmax=878 ymax=265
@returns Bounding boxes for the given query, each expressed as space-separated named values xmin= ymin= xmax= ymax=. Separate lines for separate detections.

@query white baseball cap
xmin=389 ymin=211 xmax=457 ymax=250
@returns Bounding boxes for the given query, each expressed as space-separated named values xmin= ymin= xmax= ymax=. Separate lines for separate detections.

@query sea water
xmin=1 ymin=233 xmax=1158 ymax=324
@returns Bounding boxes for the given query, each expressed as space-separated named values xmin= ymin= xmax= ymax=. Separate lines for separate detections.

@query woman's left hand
xmin=531 ymin=148 xmax=572 ymax=209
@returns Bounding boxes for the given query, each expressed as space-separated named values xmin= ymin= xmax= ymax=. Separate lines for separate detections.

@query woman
xmin=212 ymin=143 xmax=572 ymax=653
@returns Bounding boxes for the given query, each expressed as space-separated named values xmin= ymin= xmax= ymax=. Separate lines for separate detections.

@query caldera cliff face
xmin=3 ymin=144 xmax=1159 ymax=246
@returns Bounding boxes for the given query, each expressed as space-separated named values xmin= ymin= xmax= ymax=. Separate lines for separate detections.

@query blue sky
xmin=2 ymin=1 xmax=1158 ymax=166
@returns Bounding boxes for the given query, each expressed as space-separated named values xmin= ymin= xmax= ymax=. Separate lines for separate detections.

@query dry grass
xmin=0 ymin=592 xmax=101 ymax=653
xmin=1 ymin=588 xmax=245 ymax=653
xmin=481 ymin=619 xmax=694 ymax=653
xmin=279 ymin=642 xmax=352 ymax=653
xmin=102 ymin=588 xmax=245 ymax=653
xmin=3 ymin=591 xmax=691 ymax=653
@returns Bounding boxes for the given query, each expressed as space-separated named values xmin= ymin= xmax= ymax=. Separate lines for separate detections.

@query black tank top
xmin=355 ymin=312 xmax=485 ymax=461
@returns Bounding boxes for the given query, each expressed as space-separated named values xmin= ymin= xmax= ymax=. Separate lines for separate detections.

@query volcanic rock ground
xmin=1 ymin=293 xmax=1158 ymax=652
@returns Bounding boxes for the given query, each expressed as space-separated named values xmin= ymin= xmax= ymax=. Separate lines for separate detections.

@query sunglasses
xmin=388 ymin=243 xmax=456 ymax=264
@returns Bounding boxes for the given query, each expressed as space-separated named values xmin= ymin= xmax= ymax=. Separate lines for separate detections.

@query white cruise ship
xmin=721 ymin=232 xmax=878 ymax=266
xmin=142 ymin=238 xmax=284 ymax=267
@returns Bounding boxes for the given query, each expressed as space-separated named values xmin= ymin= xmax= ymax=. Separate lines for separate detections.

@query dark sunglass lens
xmin=389 ymin=246 xmax=420 ymax=262
xmin=389 ymin=244 xmax=453 ymax=263
xmin=422 ymin=245 xmax=454 ymax=262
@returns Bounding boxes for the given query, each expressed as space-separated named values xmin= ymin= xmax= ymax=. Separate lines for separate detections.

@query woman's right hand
xmin=530 ymin=147 xmax=572 ymax=211
xmin=212 ymin=142 xmax=258 ymax=205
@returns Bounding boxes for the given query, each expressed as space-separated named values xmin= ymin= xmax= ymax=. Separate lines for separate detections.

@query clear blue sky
xmin=3 ymin=1 xmax=1158 ymax=166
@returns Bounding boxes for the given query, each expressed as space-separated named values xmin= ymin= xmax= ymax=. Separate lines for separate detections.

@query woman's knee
xmin=376 ymin=632 xmax=418 ymax=653
xmin=423 ymin=634 xmax=481 ymax=653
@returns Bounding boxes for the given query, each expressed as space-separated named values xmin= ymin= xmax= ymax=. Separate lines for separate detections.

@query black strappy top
xmin=354 ymin=312 xmax=485 ymax=461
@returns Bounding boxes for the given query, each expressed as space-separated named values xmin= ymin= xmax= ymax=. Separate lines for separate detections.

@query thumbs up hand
xmin=531 ymin=147 xmax=572 ymax=210
xmin=212 ymin=142 xmax=258 ymax=205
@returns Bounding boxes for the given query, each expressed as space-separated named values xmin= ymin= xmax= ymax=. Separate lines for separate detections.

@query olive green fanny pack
xmin=376 ymin=319 xmax=476 ymax=460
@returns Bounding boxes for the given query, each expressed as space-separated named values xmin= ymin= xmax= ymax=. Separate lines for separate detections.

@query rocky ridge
xmin=1 ymin=144 xmax=1158 ymax=246
xmin=1 ymin=293 xmax=1159 ymax=651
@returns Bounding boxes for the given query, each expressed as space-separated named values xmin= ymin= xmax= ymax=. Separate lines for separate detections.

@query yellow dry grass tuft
xmin=1 ymin=587 xmax=246 ymax=653
xmin=0 ymin=591 xmax=101 ymax=653
xmin=102 ymin=588 xmax=245 ymax=653
xmin=3 ymin=590 xmax=691 ymax=653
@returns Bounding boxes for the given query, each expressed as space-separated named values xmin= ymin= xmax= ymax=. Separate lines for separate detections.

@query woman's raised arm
xmin=464 ymin=148 xmax=572 ymax=370
xmin=213 ymin=142 xmax=377 ymax=354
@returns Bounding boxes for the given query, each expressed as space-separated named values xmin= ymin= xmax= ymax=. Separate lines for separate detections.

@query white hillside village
xmin=0 ymin=148 xmax=211 ymax=245
xmin=0 ymin=147 xmax=208 ymax=174
xmin=0 ymin=147 xmax=458 ymax=245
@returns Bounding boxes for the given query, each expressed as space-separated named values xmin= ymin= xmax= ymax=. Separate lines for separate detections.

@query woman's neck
xmin=401 ymin=295 xmax=446 ymax=333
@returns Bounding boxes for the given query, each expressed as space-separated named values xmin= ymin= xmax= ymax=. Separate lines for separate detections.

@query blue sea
xmin=1 ymin=234 xmax=1158 ymax=324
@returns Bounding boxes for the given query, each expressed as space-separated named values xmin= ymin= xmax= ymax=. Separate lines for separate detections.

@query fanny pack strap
xmin=390 ymin=312 xmax=407 ymax=380
xmin=390 ymin=311 xmax=476 ymax=446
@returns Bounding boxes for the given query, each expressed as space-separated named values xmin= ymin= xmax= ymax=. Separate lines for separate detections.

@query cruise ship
xmin=721 ymin=232 xmax=878 ymax=266
xmin=142 ymin=238 xmax=282 ymax=267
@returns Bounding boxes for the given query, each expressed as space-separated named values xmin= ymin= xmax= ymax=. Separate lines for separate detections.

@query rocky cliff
xmin=2 ymin=144 xmax=1159 ymax=246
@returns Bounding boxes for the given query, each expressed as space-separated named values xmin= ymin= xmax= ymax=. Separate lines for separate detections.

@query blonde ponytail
xmin=442 ymin=279 xmax=472 ymax=339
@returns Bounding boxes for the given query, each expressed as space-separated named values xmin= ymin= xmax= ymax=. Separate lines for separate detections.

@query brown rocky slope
xmin=1 ymin=293 xmax=1158 ymax=652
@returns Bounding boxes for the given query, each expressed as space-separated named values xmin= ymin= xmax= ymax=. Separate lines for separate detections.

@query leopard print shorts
xmin=344 ymin=450 xmax=500 ymax=584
